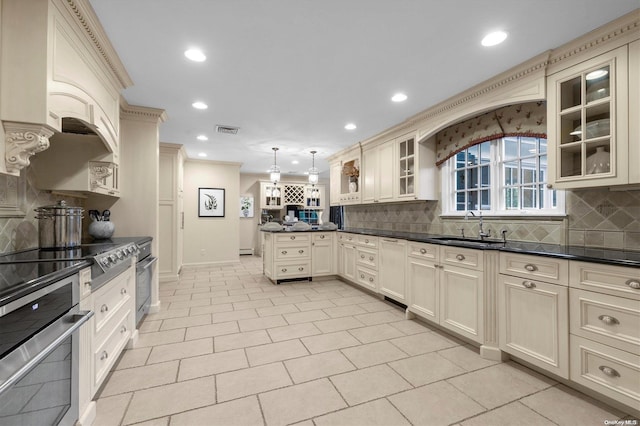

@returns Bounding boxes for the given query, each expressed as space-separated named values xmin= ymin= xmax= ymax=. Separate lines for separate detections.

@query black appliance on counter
xmin=0 ymin=241 xmax=138 ymax=426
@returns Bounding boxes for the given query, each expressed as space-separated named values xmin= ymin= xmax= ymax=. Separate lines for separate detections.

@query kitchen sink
xmin=429 ymin=236 xmax=505 ymax=247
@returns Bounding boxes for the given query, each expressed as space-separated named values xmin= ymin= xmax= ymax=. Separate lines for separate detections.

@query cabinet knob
xmin=100 ymin=304 xmax=109 ymax=313
xmin=456 ymin=254 xmax=465 ymax=261
xmin=420 ymin=248 xmax=427 ymax=254
xmin=121 ymin=288 xmax=127 ymax=295
xmin=320 ymin=235 xmax=325 ymax=239
xmin=524 ymin=264 xmax=538 ymax=272
xmin=369 ymin=256 xmax=374 ymax=261
xmin=361 ymin=254 xmax=365 ymax=259
xmin=121 ymin=325 xmax=127 ymax=333
xmin=626 ymin=279 xmax=640 ymax=290
xmin=598 ymin=365 xmax=620 ymax=378
xmin=598 ymin=315 xmax=619 ymax=326
xmin=290 ymin=236 xmax=296 ymax=240
xmin=369 ymin=277 xmax=374 ymax=282
xmin=365 ymin=239 xmax=369 ymax=243
xmin=282 ymin=250 xmax=288 ymax=255
xmin=522 ymin=281 xmax=536 ymax=289
xmin=281 ymin=268 xmax=287 ymax=272
xmin=360 ymin=274 xmax=365 ymax=279
xmin=298 ymin=250 xmax=304 ymax=254
xmin=348 ymin=237 xmax=353 ymax=241
xmin=298 ymin=267 xmax=304 ymax=271
xmin=100 ymin=351 xmax=109 ymax=361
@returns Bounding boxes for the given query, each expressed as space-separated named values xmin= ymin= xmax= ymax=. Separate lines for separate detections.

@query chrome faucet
xmin=466 ymin=211 xmax=491 ymax=240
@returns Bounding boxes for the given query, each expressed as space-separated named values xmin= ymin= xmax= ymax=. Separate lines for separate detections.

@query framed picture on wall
xmin=240 ymin=196 xmax=254 ymax=218
xmin=199 ymin=188 xmax=225 ymax=217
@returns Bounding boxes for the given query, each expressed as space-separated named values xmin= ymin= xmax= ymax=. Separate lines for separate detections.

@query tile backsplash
xmin=0 ymin=169 xmax=84 ymax=252
xmin=345 ymin=188 xmax=640 ymax=251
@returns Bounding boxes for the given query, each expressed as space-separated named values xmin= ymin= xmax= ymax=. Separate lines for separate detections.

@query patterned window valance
xmin=435 ymin=101 xmax=546 ymax=166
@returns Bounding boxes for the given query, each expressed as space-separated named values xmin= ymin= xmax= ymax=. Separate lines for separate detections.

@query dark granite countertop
xmin=340 ymin=228 xmax=640 ymax=268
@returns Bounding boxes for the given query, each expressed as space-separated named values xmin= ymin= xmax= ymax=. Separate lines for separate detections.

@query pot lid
xmin=35 ymin=200 xmax=84 ymax=213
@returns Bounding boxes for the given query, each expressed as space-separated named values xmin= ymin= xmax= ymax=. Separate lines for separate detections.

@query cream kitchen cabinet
xmin=362 ymin=142 xmax=395 ymax=203
xmin=407 ymin=242 xmax=439 ymax=322
xmin=304 ymin=184 xmax=325 ymax=209
xmin=1 ymin=0 xmax=131 ymax=176
xmin=378 ymin=238 xmax=407 ymax=302
xmin=158 ymin=143 xmax=185 ymax=281
xmin=328 ymin=145 xmax=362 ymax=206
xmin=547 ymin=45 xmax=636 ymax=188
xmin=338 ymin=232 xmax=379 ymax=292
xmin=568 ymin=261 xmax=640 ymax=410
xmin=263 ymin=233 xmax=311 ymax=283
xmin=498 ymin=253 xmax=570 ymax=379
xmin=337 ymin=238 xmax=357 ymax=282
xmin=396 ymin=133 xmax=438 ymax=201
xmin=260 ymin=181 xmax=284 ymax=209
xmin=311 ymin=232 xmax=334 ymax=276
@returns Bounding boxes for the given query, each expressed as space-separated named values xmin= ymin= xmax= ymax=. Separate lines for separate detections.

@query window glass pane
xmin=456 ymin=152 xmax=465 ymax=169
xmin=522 ymin=185 xmax=536 ymax=208
xmin=538 ymin=185 xmax=545 ymax=209
xmin=480 ymin=190 xmax=490 ymax=210
xmin=503 ymin=137 xmax=518 ymax=161
xmin=520 ymin=138 xmax=537 ymax=157
xmin=479 ymin=141 xmax=491 ymax=164
xmin=539 ymin=139 xmax=547 ymax=154
xmin=467 ymin=191 xmax=478 ymax=210
xmin=467 ymin=145 xmax=479 ymax=166
xmin=456 ymin=170 xmax=465 ymax=190
xmin=522 ymin=167 xmax=535 ymax=185
xmin=505 ymin=188 xmax=518 ymax=209
xmin=467 ymin=168 xmax=478 ymax=190
xmin=407 ymin=140 xmax=414 ymax=156
xmin=481 ymin=165 xmax=490 ymax=187
xmin=504 ymin=161 xmax=518 ymax=185
xmin=456 ymin=192 xmax=466 ymax=211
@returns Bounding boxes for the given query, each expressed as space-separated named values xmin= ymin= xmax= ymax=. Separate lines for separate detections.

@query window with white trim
xmin=443 ymin=136 xmax=564 ymax=215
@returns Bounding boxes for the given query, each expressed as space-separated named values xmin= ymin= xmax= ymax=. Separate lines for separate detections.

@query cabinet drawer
xmin=356 ymin=235 xmax=378 ymax=248
xmin=93 ymin=274 xmax=133 ymax=335
xmin=570 ymin=261 xmax=640 ymax=300
xmin=275 ymin=233 xmax=310 ymax=244
xmin=356 ymin=266 xmax=377 ymax=291
xmin=500 ymin=252 xmax=568 ymax=285
xmin=93 ymin=310 xmax=132 ymax=392
xmin=441 ymin=246 xmax=483 ymax=270
xmin=275 ymin=245 xmax=310 ymax=261
xmin=274 ymin=262 xmax=311 ymax=279
xmin=356 ymin=247 xmax=377 ymax=269
xmin=407 ymin=242 xmax=438 ymax=261
xmin=312 ymin=232 xmax=333 ymax=243
xmin=338 ymin=233 xmax=356 ymax=243
xmin=570 ymin=288 xmax=640 ymax=354
xmin=570 ymin=335 xmax=640 ymax=409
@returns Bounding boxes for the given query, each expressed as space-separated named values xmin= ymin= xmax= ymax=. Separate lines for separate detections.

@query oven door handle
xmin=0 ymin=309 xmax=94 ymax=396
xmin=139 ymin=256 xmax=158 ymax=271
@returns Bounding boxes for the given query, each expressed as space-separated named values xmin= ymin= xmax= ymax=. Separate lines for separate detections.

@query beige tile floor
xmin=94 ymin=256 xmax=635 ymax=426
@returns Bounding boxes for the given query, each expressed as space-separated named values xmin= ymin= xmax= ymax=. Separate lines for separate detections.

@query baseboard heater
xmin=239 ymin=248 xmax=254 ymax=255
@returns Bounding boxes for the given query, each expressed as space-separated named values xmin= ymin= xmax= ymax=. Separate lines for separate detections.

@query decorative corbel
xmin=4 ymin=122 xmax=54 ymax=176
xmin=89 ymin=162 xmax=114 ymax=189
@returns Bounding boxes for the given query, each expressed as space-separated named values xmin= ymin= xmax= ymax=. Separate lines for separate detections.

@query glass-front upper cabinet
xmin=398 ymin=136 xmax=415 ymax=198
xmin=260 ymin=181 xmax=283 ymax=209
xmin=547 ymin=46 xmax=629 ymax=188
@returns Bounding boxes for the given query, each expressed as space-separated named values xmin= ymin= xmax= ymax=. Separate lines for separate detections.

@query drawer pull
xmin=598 ymin=315 xmax=620 ymax=325
xmin=348 ymin=237 xmax=353 ymax=241
xmin=320 ymin=235 xmax=325 ymax=239
xmin=456 ymin=254 xmax=465 ymax=261
xmin=626 ymin=279 xmax=640 ymax=290
xmin=361 ymin=254 xmax=365 ymax=259
xmin=282 ymin=250 xmax=288 ymax=255
xmin=598 ymin=365 xmax=620 ymax=378
xmin=290 ymin=236 xmax=296 ymax=240
xmin=369 ymin=277 xmax=374 ymax=282
xmin=524 ymin=264 xmax=538 ymax=272
xmin=281 ymin=268 xmax=287 ymax=272
xmin=369 ymin=256 xmax=374 ymax=261
xmin=121 ymin=288 xmax=127 ymax=295
xmin=121 ymin=325 xmax=127 ymax=333
xmin=100 ymin=351 xmax=109 ymax=361
xmin=420 ymin=248 xmax=427 ymax=254
xmin=522 ymin=281 xmax=536 ymax=289
xmin=100 ymin=304 xmax=109 ymax=313
xmin=298 ymin=267 xmax=304 ymax=271
xmin=298 ymin=250 xmax=304 ymax=254
xmin=360 ymin=274 xmax=365 ymax=279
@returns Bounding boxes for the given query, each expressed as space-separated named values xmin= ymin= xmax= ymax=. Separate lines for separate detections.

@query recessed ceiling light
xmin=197 ymin=152 xmax=207 ymax=157
xmin=184 ymin=48 xmax=206 ymax=62
xmin=192 ymin=101 xmax=208 ymax=110
xmin=291 ymin=160 xmax=299 ymax=165
xmin=197 ymin=135 xmax=208 ymax=141
xmin=345 ymin=123 xmax=357 ymax=130
xmin=586 ymin=69 xmax=608 ymax=80
xmin=391 ymin=93 xmax=407 ymax=102
xmin=481 ymin=31 xmax=507 ymax=47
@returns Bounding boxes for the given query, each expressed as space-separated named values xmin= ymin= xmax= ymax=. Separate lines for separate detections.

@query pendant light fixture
xmin=269 ymin=147 xmax=281 ymax=183
xmin=308 ymin=150 xmax=319 ymax=185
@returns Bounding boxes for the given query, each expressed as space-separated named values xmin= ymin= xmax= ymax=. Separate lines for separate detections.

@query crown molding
xmin=61 ymin=0 xmax=134 ymax=89
xmin=120 ymin=100 xmax=168 ymax=123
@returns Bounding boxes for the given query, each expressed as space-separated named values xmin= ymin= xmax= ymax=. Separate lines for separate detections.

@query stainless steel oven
xmin=0 ymin=272 xmax=92 ymax=426
xmin=135 ymin=239 xmax=156 ymax=326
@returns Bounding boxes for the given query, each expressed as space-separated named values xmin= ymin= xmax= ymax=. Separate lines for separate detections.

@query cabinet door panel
xmin=407 ymin=257 xmax=438 ymax=321
xmin=440 ymin=265 xmax=483 ymax=343
xmin=379 ymin=239 xmax=406 ymax=302
xmin=378 ymin=143 xmax=395 ymax=201
xmin=312 ymin=240 xmax=333 ymax=276
xmin=499 ymin=275 xmax=569 ymax=378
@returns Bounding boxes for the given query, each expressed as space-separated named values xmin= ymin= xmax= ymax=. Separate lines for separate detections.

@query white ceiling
xmin=88 ymin=1 xmax=638 ymax=177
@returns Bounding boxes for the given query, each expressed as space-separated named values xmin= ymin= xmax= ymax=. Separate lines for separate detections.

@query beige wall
xmin=183 ymin=160 xmax=241 ymax=265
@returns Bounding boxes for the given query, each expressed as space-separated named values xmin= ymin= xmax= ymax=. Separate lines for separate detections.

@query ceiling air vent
xmin=216 ymin=125 xmax=239 ymax=135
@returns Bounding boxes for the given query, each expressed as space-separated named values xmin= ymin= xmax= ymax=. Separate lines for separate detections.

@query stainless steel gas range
xmin=0 ymin=240 xmax=140 ymax=425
